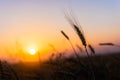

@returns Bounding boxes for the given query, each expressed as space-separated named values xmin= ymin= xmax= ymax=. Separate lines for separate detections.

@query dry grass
xmin=88 ymin=44 xmax=95 ymax=55
xmin=61 ymin=30 xmax=70 ymax=40
xmin=64 ymin=13 xmax=87 ymax=47
xmin=60 ymin=30 xmax=80 ymax=62
xmin=99 ymin=42 xmax=120 ymax=48
xmin=99 ymin=43 xmax=114 ymax=46
xmin=0 ymin=61 xmax=19 ymax=80
xmin=4 ymin=53 xmax=119 ymax=80
xmin=63 ymin=12 xmax=96 ymax=80
xmin=76 ymin=44 xmax=83 ymax=53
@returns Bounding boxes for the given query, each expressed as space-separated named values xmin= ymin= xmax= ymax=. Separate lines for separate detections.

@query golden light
xmin=29 ymin=48 xmax=36 ymax=55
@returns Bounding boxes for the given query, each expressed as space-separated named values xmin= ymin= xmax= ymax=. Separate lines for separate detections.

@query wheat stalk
xmin=99 ymin=42 xmax=120 ymax=49
xmin=73 ymin=25 xmax=87 ymax=47
xmin=61 ymin=30 xmax=78 ymax=57
xmin=99 ymin=43 xmax=114 ymax=46
xmin=64 ymin=13 xmax=87 ymax=47
xmin=61 ymin=30 xmax=69 ymax=40
xmin=88 ymin=44 xmax=95 ymax=55
xmin=4 ymin=61 xmax=19 ymax=80
xmin=48 ymin=43 xmax=59 ymax=53
xmin=76 ymin=44 xmax=83 ymax=52
xmin=0 ymin=60 xmax=4 ymax=79
xmin=64 ymin=12 xmax=95 ymax=80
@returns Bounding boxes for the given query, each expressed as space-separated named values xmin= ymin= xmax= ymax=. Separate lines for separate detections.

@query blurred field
xmin=1 ymin=53 xmax=120 ymax=80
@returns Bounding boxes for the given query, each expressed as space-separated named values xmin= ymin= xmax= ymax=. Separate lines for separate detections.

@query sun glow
xmin=29 ymin=48 xmax=36 ymax=55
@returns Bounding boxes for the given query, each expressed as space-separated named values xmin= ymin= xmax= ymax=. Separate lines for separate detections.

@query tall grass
xmin=37 ymin=51 xmax=41 ymax=64
xmin=88 ymin=44 xmax=95 ymax=55
xmin=99 ymin=43 xmax=114 ymax=46
xmin=0 ymin=61 xmax=19 ymax=80
xmin=64 ymin=12 xmax=96 ymax=80
xmin=76 ymin=44 xmax=83 ymax=53
xmin=99 ymin=42 xmax=120 ymax=48
xmin=64 ymin=12 xmax=87 ymax=47
xmin=0 ymin=60 xmax=4 ymax=79
xmin=48 ymin=43 xmax=59 ymax=53
xmin=4 ymin=61 xmax=19 ymax=80
xmin=61 ymin=30 xmax=79 ymax=59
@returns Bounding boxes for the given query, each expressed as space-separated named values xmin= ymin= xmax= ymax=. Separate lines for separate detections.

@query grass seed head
xmin=61 ymin=30 xmax=69 ymax=40
xmin=99 ymin=43 xmax=114 ymax=46
xmin=88 ymin=44 xmax=95 ymax=54
xmin=73 ymin=24 xmax=87 ymax=47
xmin=76 ymin=44 xmax=83 ymax=52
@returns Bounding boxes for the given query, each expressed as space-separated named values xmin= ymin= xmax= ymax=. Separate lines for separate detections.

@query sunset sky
xmin=0 ymin=0 xmax=120 ymax=62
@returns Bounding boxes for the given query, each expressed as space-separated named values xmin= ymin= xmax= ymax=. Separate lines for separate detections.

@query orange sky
xmin=0 ymin=0 xmax=120 ymax=62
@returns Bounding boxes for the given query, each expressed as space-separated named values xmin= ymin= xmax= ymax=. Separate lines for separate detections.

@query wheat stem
xmin=85 ymin=47 xmax=95 ymax=80
xmin=69 ymin=40 xmax=79 ymax=59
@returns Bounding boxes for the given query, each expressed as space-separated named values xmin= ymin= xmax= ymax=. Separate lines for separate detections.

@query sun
xmin=29 ymin=48 xmax=36 ymax=55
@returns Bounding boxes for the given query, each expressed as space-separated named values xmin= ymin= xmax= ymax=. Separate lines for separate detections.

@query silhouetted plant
xmin=4 ymin=61 xmax=19 ymax=80
xmin=76 ymin=44 xmax=83 ymax=53
xmin=88 ymin=44 xmax=95 ymax=55
xmin=0 ymin=60 xmax=4 ymax=79
xmin=49 ymin=53 xmax=55 ymax=61
xmin=64 ymin=13 xmax=87 ymax=47
xmin=61 ymin=30 xmax=79 ymax=59
xmin=48 ymin=43 xmax=59 ymax=53
xmin=99 ymin=42 xmax=120 ymax=48
xmin=64 ymin=12 xmax=96 ymax=80
xmin=99 ymin=43 xmax=114 ymax=46
xmin=0 ymin=61 xmax=19 ymax=80
xmin=37 ymin=51 xmax=41 ymax=64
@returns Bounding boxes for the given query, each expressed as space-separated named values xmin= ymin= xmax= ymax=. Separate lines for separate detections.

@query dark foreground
xmin=0 ymin=53 xmax=120 ymax=80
